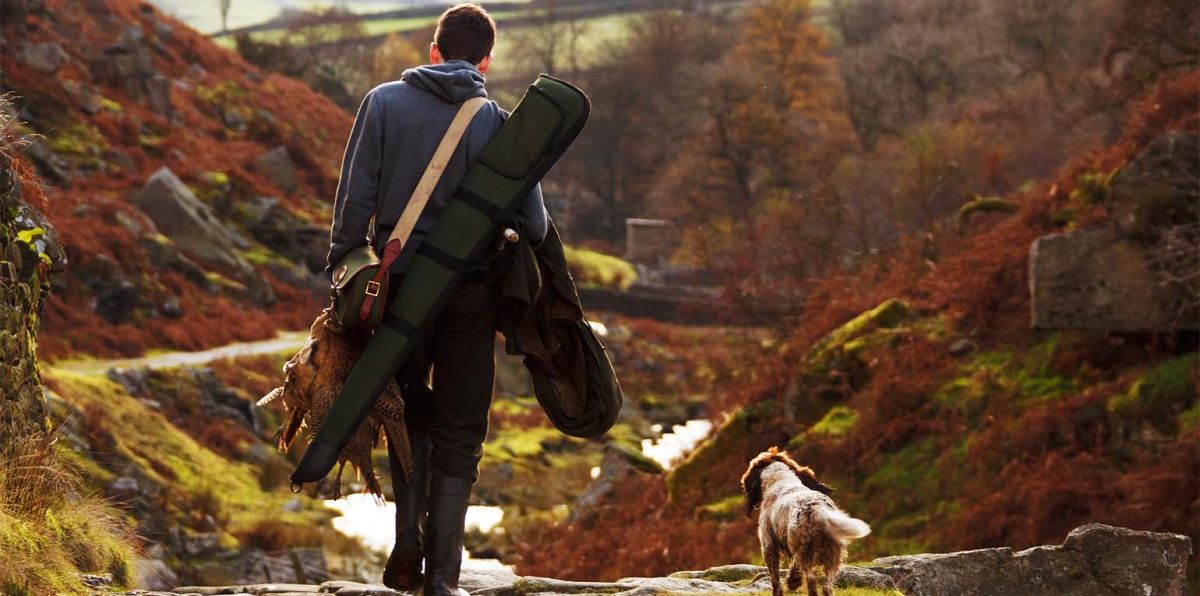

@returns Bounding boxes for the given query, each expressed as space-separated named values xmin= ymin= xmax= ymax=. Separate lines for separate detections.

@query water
xmin=327 ymin=418 xmax=714 ymax=562
xmin=324 ymin=494 xmax=510 ymax=571
xmin=640 ymin=419 xmax=714 ymax=470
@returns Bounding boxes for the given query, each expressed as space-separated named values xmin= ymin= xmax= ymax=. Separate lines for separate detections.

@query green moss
xmin=809 ymin=406 xmax=858 ymax=437
xmin=695 ymin=494 xmax=744 ymax=522
xmin=47 ymin=123 xmax=107 ymax=156
xmin=804 ymin=299 xmax=911 ymax=367
xmin=96 ymin=96 xmax=123 ymax=112
xmin=1051 ymin=208 xmax=1075 ymax=227
xmin=204 ymin=271 xmax=247 ymax=293
xmin=956 ymin=196 xmax=1018 ymax=229
xmin=195 ymin=81 xmax=251 ymax=112
xmin=935 ymin=336 xmax=1077 ymax=422
xmin=1179 ymin=402 xmax=1200 ymax=431
xmin=562 ymin=245 xmax=638 ymax=290
xmin=242 ymin=246 xmax=291 ymax=268
xmin=1107 ymin=353 xmax=1198 ymax=430
xmin=1070 ymin=169 xmax=1116 ymax=205
xmin=204 ymin=171 xmax=231 ymax=188
xmin=137 ymin=133 xmax=163 ymax=150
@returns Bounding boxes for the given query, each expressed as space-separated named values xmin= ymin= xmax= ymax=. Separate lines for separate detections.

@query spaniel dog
xmin=741 ymin=447 xmax=870 ymax=596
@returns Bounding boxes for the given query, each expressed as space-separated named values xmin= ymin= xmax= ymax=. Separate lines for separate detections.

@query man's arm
xmin=326 ymin=90 xmax=383 ymax=273
xmin=517 ymin=183 xmax=549 ymax=245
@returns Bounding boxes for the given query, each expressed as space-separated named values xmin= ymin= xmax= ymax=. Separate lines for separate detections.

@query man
xmin=325 ymin=5 xmax=547 ymax=595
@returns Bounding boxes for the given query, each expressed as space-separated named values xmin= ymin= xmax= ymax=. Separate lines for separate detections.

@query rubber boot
xmin=382 ymin=429 xmax=432 ymax=590
xmin=422 ymin=475 xmax=474 ymax=596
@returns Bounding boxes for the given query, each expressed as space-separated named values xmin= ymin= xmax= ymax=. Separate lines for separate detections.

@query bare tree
xmin=218 ymin=0 xmax=232 ymax=33
xmin=508 ymin=0 xmax=588 ymax=77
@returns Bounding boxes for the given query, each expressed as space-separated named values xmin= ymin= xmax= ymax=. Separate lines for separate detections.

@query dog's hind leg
xmin=820 ymin=563 xmax=837 ymax=596
xmin=763 ymin=542 xmax=783 ymax=596
xmin=785 ymin=558 xmax=803 ymax=592
xmin=806 ymin=572 xmax=820 ymax=596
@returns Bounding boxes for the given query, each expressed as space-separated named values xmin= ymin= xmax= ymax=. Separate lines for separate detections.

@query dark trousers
xmin=390 ymin=279 xmax=497 ymax=482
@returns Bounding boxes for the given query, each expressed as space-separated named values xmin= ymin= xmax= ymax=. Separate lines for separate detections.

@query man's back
xmin=326 ymin=59 xmax=547 ymax=274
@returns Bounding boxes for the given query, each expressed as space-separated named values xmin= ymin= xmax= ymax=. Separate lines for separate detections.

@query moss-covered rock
xmin=802 ymin=299 xmax=911 ymax=371
xmin=694 ymin=493 xmax=744 ymax=522
xmin=808 ymin=405 xmax=859 ymax=437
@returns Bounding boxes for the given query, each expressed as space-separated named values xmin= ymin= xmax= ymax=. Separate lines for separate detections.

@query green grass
xmin=0 ymin=436 xmax=136 ymax=595
xmin=45 ymin=371 xmax=333 ymax=537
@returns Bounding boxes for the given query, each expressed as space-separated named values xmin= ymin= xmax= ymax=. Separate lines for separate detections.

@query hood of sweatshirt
xmin=401 ymin=60 xmax=488 ymax=103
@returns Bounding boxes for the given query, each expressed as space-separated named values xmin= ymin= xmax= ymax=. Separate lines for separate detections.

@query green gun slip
xmin=291 ymin=75 xmax=591 ymax=485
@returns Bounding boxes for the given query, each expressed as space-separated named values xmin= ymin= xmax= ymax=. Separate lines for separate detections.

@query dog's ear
xmin=795 ymin=467 xmax=835 ymax=496
xmin=740 ymin=454 xmax=770 ymax=518
xmin=740 ymin=466 xmax=763 ymax=518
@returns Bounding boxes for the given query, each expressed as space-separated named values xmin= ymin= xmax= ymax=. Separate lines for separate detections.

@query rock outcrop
xmin=89 ymin=36 xmax=174 ymax=118
xmin=1029 ymin=131 xmax=1199 ymax=332
xmin=871 ymin=524 xmax=1191 ymax=596
xmin=241 ymin=196 xmax=328 ymax=273
xmin=129 ymin=167 xmax=274 ymax=305
xmin=1029 ymin=228 xmax=1184 ymax=332
xmin=130 ymin=167 xmax=247 ymax=271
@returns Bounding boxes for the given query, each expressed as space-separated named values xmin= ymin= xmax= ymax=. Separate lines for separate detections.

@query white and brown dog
xmin=740 ymin=447 xmax=870 ymax=596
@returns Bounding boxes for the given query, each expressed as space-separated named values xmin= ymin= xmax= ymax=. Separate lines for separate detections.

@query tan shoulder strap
xmin=385 ymin=96 xmax=488 ymax=249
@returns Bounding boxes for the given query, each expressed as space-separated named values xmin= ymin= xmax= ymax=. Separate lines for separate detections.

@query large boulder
xmin=130 ymin=167 xmax=274 ymax=306
xmin=130 ymin=167 xmax=246 ymax=271
xmin=872 ymin=523 xmax=1191 ymax=596
xmin=1107 ymin=131 xmax=1199 ymax=240
xmin=17 ymin=41 xmax=69 ymax=73
xmin=1029 ymin=228 xmax=1194 ymax=332
xmin=254 ymin=147 xmax=299 ymax=195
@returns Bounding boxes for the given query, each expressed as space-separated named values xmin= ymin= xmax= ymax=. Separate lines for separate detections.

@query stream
xmin=325 ymin=418 xmax=714 ymax=569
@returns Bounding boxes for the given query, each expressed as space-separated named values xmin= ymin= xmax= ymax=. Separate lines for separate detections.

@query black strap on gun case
xmin=291 ymin=75 xmax=591 ymax=485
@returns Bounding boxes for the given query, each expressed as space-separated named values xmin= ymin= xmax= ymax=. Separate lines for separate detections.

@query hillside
xmin=1 ymin=0 xmax=351 ymax=359
xmin=512 ymin=70 xmax=1200 ymax=582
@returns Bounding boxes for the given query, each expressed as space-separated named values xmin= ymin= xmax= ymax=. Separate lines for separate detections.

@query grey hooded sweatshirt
xmin=326 ymin=60 xmax=548 ymax=275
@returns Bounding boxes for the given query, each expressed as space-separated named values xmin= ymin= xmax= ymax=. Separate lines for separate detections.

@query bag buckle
xmin=365 ymin=281 xmax=381 ymax=297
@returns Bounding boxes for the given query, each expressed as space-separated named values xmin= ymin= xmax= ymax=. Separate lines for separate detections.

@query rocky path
xmin=49 ymin=330 xmax=309 ymax=375
xmin=119 ymin=564 xmax=897 ymax=596
xmin=106 ymin=525 xmax=1191 ymax=596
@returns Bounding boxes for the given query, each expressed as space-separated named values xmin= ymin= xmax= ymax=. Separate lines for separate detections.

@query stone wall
xmin=0 ymin=150 xmax=64 ymax=442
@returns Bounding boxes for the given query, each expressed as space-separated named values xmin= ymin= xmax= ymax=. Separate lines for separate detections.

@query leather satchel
xmin=329 ymin=96 xmax=487 ymax=329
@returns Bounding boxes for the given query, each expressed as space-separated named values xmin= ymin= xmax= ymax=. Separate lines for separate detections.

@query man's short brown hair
xmin=435 ymin=4 xmax=496 ymax=65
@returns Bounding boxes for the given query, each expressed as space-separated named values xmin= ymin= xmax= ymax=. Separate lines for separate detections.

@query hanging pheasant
xmin=259 ymin=309 xmax=412 ymax=498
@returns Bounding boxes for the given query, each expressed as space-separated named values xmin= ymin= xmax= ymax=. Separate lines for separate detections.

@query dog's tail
xmin=816 ymin=508 xmax=871 ymax=540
